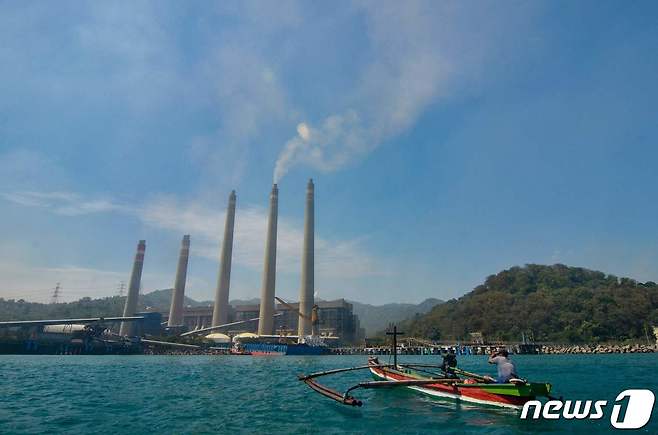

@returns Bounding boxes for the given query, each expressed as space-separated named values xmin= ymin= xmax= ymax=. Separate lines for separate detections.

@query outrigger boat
xmin=298 ymin=327 xmax=555 ymax=410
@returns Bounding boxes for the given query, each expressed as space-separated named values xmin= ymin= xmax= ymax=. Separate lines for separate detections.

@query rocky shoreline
xmin=331 ymin=343 xmax=657 ymax=356
xmin=539 ymin=343 xmax=656 ymax=354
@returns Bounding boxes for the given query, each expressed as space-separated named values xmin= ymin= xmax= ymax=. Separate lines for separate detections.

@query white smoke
xmin=273 ymin=112 xmax=367 ymax=182
xmin=296 ymin=122 xmax=310 ymax=141
xmin=272 ymin=2 xmax=452 ymax=182
xmin=271 ymin=1 xmax=526 ymax=182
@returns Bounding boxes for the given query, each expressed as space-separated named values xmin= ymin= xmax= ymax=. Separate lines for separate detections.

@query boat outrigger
xmin=298 ymin=326 xmax=555 ymax=410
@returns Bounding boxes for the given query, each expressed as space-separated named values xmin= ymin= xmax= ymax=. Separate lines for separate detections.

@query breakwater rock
xmin=330 ymin=343 xmax=657 ymax=356
xmin=539 ymin=344 xmax=656 ymax=354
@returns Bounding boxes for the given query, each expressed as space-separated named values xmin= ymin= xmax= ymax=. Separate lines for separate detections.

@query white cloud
xmin=1 ymin=191 xmax=125 ymax=216
xmin=1 ymin=189 xmax=384 ymax=289
xmin=140 ymin=195 xmax=381 ymax=281
xmin=0 ymin=261 xmax=125 ymax=303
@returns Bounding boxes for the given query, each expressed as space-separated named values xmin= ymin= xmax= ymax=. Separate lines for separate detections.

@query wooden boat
xmin=367 ymin=357 xmax=551 ymax=409
xmin=298 ymin=326 xmax=555 ymax=410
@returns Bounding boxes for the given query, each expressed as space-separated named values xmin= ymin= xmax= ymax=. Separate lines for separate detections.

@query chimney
xmin=258 ymin=184 xmax=278 ymax=335
xmin=298 ymin=179 xmax=314 ymax=338
xmin=212 ymin=191 xmax=236 ymax=326
xmin=168 ymin=235 xmax=190 ymax=327
xmin=119 ymin=240 xmax=146 ymax=336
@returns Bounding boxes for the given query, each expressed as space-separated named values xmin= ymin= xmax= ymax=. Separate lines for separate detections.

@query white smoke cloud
xmin=274 ymin=111 xmax=368 ymax=182
xmin=296 ymin=122 xmax=310 ymax=141
xmin=273 ymin=3 xmax=447 ymax=181
xmin=272 ymin=1 xmax=512 ymax=182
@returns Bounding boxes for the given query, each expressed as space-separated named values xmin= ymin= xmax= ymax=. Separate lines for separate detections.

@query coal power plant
xmin=212 ymin=190 xmax=236 ymax=327
xmin=297 ymin=179 xmax=315 ymax=338
xmin=258 ymin=184 xmax=279 ymax=336
xmin=167 ymin=235 xmax=191 ymax=329
xmin=0 ymin=179 xmax=363 ymax=355
xmin=148 ymin=179 xmax=337 ymax=354
xmin=119 ymin=240 xmax=146 ymax=337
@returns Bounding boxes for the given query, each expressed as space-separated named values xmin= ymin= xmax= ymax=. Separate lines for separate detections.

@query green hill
xmin=406 ymin=264 xmax=658 ymax=344
xmin=140 ymin=288 xmax=207 ymax=311
xmin=0 ymin=296 xmax=125 ymax=321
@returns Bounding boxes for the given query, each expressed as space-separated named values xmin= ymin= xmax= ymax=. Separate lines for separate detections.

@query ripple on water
xmin=0 ymin=354 xmax=656 ymax=434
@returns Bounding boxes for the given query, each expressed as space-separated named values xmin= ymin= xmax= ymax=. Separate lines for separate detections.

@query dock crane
xmin=275 ymin=296 xmax=319 ymax=338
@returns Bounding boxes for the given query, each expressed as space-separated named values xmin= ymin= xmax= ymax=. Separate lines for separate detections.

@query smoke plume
xmin=273 ymin=2 xmax=453 ymax=182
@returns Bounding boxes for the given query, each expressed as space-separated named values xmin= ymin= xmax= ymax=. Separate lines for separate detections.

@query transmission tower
xmin=118 ymin=281 xmax=126 ymax=297
xmin=51 ymin=283 xmax=61 ymax=304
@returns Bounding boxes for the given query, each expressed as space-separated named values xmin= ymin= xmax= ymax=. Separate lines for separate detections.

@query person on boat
xmin=440 ymin=351 xmax=459 ymax=378
xmin=487 ymin=349 xmax=518 ymax=383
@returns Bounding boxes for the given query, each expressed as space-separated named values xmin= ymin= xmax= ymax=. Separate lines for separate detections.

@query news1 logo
xmin=520 ymin=389 xmax=655 ymax=429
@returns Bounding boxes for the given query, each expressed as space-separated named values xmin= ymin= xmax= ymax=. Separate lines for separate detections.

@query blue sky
xmin=1 ymin=1 xmax=657 ymax=304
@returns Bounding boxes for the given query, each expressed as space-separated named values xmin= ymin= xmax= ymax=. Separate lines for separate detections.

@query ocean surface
xmin=1 ymin=354 xmax=656 ymax=434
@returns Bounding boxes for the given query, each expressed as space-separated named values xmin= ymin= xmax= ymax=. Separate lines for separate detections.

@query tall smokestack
xmin=168 ymin=235 xmax=190 ymax=327
xmin=119 ymin=240 xmax=146 ymax=336
xmin=212 ymin=190 xmax=236 ymax=326
xmin=298 ymin=179 xmax=314 ymax=338
xmin=258 ymin=184 xmax=278 ymax=335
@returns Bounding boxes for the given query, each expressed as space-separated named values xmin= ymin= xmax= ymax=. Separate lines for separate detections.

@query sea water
xmin=0 ymin=354 xmax=656 ymax=434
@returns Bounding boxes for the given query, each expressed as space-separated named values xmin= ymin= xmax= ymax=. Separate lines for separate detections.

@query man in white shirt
xmin=488 ymin=349 xmax=518 ymax=383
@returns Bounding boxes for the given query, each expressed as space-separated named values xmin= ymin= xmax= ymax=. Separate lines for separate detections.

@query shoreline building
xmin=159 ymin=299 xmax=364 ymax=345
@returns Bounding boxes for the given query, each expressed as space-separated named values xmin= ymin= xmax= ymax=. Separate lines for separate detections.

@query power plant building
xmin=142 ymin=180 xmax=369 ymax=343
xmin=158 ymin=300 xmax=364 ymax=345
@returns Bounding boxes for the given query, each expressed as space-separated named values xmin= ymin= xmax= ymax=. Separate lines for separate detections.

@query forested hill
xmin=0 ymin=295 xmax=125 ymax=321
xmin=406 ymin=264 xmax=658 ymax=344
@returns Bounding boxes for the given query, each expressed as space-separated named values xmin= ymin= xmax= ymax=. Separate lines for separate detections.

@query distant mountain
xmin=348 ymin=298 xmax=443 ymax=336
xmin=229 ymin=298 xmax=261 ymax=307
xmin=140 ymin=289 xmax=264 ymax=310
xmin=140 ymin=289 xmax=207 ymax=311
xmin=0 ymin=288 xmax=442 ymax=333
xmin=138 ymin=290 xmax=442 ymax=334
xmin=138 ymin=290 xmax=441 ymax=335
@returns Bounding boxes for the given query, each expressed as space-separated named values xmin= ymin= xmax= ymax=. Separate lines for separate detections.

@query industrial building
xmin=158 ymin=299 xmax=364 ymax=345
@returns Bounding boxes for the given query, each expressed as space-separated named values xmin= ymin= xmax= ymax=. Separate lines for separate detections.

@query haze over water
xmin=1 ymin=354 xmax=656 ymax=434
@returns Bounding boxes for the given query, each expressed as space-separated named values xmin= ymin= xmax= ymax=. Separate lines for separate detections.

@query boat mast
xmin=386 ymin=325 xmax=404 ymax=368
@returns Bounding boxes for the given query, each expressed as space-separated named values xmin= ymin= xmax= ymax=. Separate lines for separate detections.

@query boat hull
xmin=369 ymin=362 xmax=542 ymax=410
xmin=243 ymin=342 xmax=330 ymax=356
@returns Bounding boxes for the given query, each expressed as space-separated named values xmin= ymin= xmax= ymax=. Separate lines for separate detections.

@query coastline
xmin=331 ymin=343 xmax=657 ymax=356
